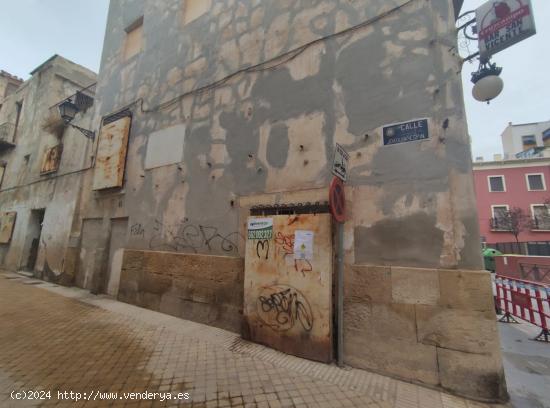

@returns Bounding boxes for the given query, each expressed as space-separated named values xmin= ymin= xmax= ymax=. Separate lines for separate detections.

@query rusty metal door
xmin=243 ymin=213 xmax=333 ymax=363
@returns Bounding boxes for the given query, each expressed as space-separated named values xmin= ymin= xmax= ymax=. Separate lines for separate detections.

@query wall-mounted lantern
xmin=58 ymin=99 xmax=95 ymax=140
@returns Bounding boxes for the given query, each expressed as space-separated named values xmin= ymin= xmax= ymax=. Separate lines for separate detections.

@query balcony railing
xmin=532 ymin=217 xmax=550 ymax=231
xmin=0 ymin=122 xmax=16 ymax=148
xmin=50 ymin=82 xmax=96 ymax=114
xmin=490 ymin=217 xmax=511 ymax=231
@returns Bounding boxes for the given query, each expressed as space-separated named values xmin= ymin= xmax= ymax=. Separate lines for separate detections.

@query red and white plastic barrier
xmin=494 ymin=275 xmax=550 ymax=342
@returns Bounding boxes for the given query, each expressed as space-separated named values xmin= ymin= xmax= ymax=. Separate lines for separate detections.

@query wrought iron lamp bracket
xmin=68 ymin=123 xmax=95 ymax=141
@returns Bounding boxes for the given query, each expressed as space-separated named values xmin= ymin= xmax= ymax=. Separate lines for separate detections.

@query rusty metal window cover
xmin=0 ymin=212 xmax=17 ymax=244
xmin=92 ymin=115 xmax=132 ymax=191
xmin=103 ymin=109 xmax=132 ymax=126
xmin=250 ymin=202 xmax=329 ymax=216
xmin=40 ymin=144 xmax=63 ymax=175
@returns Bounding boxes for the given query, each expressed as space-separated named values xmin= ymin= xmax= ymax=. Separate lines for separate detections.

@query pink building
xmin=473 ymin=157 xmax=550 ymax=246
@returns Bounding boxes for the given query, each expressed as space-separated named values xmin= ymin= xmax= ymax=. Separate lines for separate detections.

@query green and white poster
xmin=247 ymin=218 xmax=273 ymax=240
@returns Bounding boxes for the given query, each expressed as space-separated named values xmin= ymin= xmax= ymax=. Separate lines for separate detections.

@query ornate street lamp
xmin=58 ymin=99 xmax=95 ymax=140
xmin=58 ymin=99 xmax=79 ymax=123
xmin=471 ymin=62 xmax=504 ymax=103
xmin=457 ymin=10 xmax=505 ymax=104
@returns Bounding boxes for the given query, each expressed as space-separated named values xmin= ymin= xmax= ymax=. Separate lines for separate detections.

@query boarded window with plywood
xmin=92 ymin=115 xmax=132 ymax=190
xmin=183 ymin=0 xmax=211 ymax=25
xmin=40 ymin=144 xmax=63 ymax=175
xmin=0 ymin=212 xmax=16 ymax=244
xmin=123 ymin=17 xmax=144 ymax=60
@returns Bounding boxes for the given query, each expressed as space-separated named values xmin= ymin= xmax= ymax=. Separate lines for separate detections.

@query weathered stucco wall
xmin=0 ymin=56 xmax=97 ymax=282
xmin=85 ymin=0 xmax=505 ymax=401
xmin=92 ymin=0 xmax=481 ymax=270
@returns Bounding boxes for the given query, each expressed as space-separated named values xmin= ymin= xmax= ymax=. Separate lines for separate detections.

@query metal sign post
xmin=330 ymin=175 xmax=346 ymax=367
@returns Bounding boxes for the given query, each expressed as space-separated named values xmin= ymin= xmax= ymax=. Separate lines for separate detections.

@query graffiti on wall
xmin=245 ymin=214 xmax=332 ymax=361
xmin=273 ymin=231 xmax=313 ymax=276
xmin=256 ymin=240 xmax=269 ymax=260
xmin=147 ymin=219 xmax=243 ymax=254
xmin=130 ymin=223 xmax=145 ymax=237
xmin=257 ymin=285 xmax=313 ymax=332
xmin=252 ymin=231 xmax=313 ymax=274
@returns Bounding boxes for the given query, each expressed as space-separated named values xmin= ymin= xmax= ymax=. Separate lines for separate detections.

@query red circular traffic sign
xmin=329 ymin=177 xmax=346 ymax=223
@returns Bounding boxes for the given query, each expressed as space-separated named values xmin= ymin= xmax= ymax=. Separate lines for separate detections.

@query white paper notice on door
xmin=294 ymin=230 xmax=314 ymax=260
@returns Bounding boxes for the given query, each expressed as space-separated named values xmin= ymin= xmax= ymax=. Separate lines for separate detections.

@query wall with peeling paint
xmin=91 ymin=0 xmax=482 ymax=269
xmin=86 ymin=0 xmax=506 ymax=401
xmin=0 ymin=56 xmax=97 ymax=283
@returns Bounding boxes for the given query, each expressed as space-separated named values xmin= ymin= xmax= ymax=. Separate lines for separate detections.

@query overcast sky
xmin=0 ymin=0 xmax=547 ymax=160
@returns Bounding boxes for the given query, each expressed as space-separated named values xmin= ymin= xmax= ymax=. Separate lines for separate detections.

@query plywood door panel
xmin=244 ymin=213 xmax=333 ymax=363
xmin=92 ymin=117 xmax=131 ymax=190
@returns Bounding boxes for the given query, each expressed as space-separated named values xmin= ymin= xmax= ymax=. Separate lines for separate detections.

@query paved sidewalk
xmin=0 ymin=272 xmax=506 ymax=408
xmin=498 ymin=320 xmax=550 ymax=408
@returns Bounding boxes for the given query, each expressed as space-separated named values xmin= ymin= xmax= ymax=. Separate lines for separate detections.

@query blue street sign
xmin=383 ymin=118 xmax=429 ymax=146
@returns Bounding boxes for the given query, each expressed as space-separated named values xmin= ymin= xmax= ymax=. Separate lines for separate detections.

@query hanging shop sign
xmin=476 ymin=0 xmax=536 ymax=61
xmin=247 ymin=218 xmax=273 ymax=240
xmin=383 ymin=118 xmax=429 ymax=146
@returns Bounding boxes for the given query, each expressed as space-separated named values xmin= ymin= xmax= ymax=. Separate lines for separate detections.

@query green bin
xmin=483 ymin=248 xmax=502 ymax=272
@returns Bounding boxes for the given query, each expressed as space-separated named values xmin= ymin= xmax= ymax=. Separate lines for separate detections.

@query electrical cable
xmin=135 ymin=0 xmax=416 ymax=115
xmin=0 ymin=0 xmax=418 ymax=194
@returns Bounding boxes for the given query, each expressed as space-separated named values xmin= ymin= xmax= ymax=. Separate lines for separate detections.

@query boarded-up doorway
xmin=75 ymin=218 xmax=103 ymax=290
xmin=105 ymin=217 xmax=128 ymax=296
xmin=25 ymin=209 xmax=45 ymax=271
xmin=243 ymin=211 xmax=333 ymax=363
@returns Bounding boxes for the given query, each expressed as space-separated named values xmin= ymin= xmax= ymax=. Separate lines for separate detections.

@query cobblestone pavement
xmin=0 ymin=272 xmax=507 ymax=408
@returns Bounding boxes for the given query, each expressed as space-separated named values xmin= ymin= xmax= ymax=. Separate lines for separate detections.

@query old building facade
xmin=0 ymin=70 xmax=23 ymax=106
xmin=474 ymin=157 xmax=550 ymax=246
xmin=0 ymin=55 xmax=96 ymax=282
xmin=1 ymin=0 xmax=508 ymax=403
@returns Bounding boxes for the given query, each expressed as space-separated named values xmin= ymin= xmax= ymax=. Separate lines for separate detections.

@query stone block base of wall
xmin=118 ymin=250 xmax=244 ymax=333
xmin=344 ymin=265 xmax=508 ymax=403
